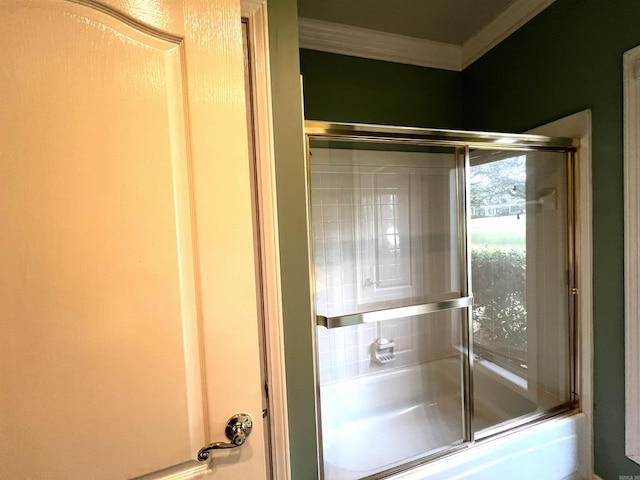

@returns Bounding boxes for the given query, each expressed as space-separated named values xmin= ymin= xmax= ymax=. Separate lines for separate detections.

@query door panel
xmin=0 ymin=1 xmax=266 ymax=479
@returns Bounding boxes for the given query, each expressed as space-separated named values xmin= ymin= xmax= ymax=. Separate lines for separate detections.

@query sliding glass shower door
xmin=470 ymin=149 xmax=573 ymax=436
xmin=311 ymin=142 xmax=469 ymax=479
xmin=306 ymin=122 xmax=577 ymax=480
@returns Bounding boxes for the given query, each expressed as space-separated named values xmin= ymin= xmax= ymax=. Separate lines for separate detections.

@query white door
xmin=0 ymin=1 xmax=267 ymax=479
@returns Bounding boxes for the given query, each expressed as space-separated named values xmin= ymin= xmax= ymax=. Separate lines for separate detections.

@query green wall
xmin=463 ymin=1 xmax=640 ymax=478
xmin=300 ymin=49 xmax=464 ymax=128
xmin=268 ymin=2 xmax=319 ymax=478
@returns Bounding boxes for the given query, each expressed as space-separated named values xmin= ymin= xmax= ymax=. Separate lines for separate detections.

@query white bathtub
xmin=319 ymin=357 xmax=586 ymax=480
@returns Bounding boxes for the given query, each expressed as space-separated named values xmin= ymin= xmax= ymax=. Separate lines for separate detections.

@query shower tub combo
xmin=320 ymin=358 xmax=584 ymax=479
xmin=307 ymin=122 xmax=584 ymax=479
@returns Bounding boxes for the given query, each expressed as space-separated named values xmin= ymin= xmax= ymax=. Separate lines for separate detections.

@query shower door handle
xmin=196 ymin=413 xmax=253 ymax=461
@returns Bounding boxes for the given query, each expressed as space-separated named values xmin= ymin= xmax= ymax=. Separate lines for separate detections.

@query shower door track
xmin=305 ymin=120 xmax=576 ymax=150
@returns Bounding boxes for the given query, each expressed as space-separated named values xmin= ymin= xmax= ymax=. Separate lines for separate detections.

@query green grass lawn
xmin=470 ymin=215 xmax=526 ymax=250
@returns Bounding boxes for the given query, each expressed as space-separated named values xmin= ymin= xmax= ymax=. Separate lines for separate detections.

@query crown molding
xmin=298 ymin=0 xmax=554 ymax=71
xmin=298 ymin=17 xmax=461 ymax=71
xmin=461 ymin=0 xmax=555 ymax=68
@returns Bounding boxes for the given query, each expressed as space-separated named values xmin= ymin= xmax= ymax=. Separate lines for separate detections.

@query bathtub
xmin=319 ymin=357 xmax=586 ymax=480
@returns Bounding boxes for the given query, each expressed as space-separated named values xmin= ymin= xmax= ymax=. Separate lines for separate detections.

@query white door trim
xmin=242 ymin=1 xmax=291 ymax=478
xmin=624 ymin=44 xmax=640 ymax=466
xmin=528 ymin=109 xmax=594 ymax=477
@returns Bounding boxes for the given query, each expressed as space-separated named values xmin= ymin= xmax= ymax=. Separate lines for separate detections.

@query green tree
xmin=470 ymin=155 xmax=526 ymax=209
xmin=472 ymin=248 xmax=527 ymax=365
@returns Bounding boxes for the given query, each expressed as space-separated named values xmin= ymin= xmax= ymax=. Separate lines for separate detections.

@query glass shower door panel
xmin=310 ymin=142 xmax=467 ymax=479
xmin=309 ymin=143 xmax=461 ymax=320
xmin=318 ymin=309 xmax=466 ymax=480
xmin=469 ymin=150 xmax=572 ymax=435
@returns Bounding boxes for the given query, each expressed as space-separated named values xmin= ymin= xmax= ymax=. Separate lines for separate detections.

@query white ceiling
xmin=297 ymin=0 xmax=554 ymax=70
xmin=297 ymin=0 xmax=518 ymax=46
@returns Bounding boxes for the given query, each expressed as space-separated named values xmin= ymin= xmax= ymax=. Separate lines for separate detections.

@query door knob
xmin=196 ymin=413 xmax=253 ymax=461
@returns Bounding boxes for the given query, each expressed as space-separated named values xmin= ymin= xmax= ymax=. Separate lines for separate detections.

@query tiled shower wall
xmin=316 ymin=315 xmax=457 ymax=385
xmin=310 ymin=155 xmax=459 ymax=385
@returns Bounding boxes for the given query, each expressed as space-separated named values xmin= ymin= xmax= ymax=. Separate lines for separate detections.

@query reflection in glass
xmin=310 ymin=143 xmax=465 ymax=479
xmin=470 ymin=150 xmax=571 ymax=435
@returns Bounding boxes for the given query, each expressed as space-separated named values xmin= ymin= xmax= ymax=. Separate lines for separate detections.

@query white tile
xmin=314 ymin=290 xmax=327 ymax=307
xmin=359 ymin=174 xmax=373 ymax=188
xmin=405 ymin=349 xmax=419 ymax=365
xmin=314 ymin=267 xmax=327 ymax=285
xmin=322 ymin=189 xmax=338 ymax=205
xmin=319 ymin=351 xmax=331 ymax=369
xmin=326 ymin=287 xmax=342 ymax=303
xmin=346 ymin=362 xmax=360 ymax=378
xmin=321 ymin=173 xmax=335 ymax=188
xmin=333 ymin=348 xmax=346 ymax=366
xmin=383 ymin=324 xmax=398 ymax=339
xmin=346 ymin=346 xmax=359 ymax=363
xmin=323 ymin=222 xmax=339 ymax=239
xmin=359 ymin=359 xmax=374 ymax=374
xmin=311 ymin=205 xmax=322 ymax=223
xmin=338 ymin=221 xmax=354 ymax=241
xmin=358 ymin=343 xmax=373 ymax=362
xmin=395 ymin=336 xmax=410 ymax=350
xmin=339 ymin=205 xmax=354 ymax=222
xmin=357 ymin=326 xmax=373 ymax=343
xmin=327 ymin=302 xmax=345 ymax=317
xmin=333 ymin=365 xmax=347 ymax=382
xmin=342 ymin=268 xmax=355 ymax=284
xmin=337 ymin=189 xmax=353 ymax=205
xmin=323 ymin=205 xmax=339 ymax=223
xmin=342 ymin=300 xmax=357 ymax=312
xmin=330 ymin=332 xmax=345 ymax=351
xmin=325 ymin=268 xmax=341 ymax=282
xmin=317 ymin=329 xmax=330 ymax=353
xmin=341 ymin=284 xmax=356 ymax=302
xmin=398 ymin=321 xmax=412 ymax=338
xmin=344 ymin=327 xmax=358 ymax=346
xmin=313 ymin=249 xmax=325 ymax=265
xmin=359 ymin=190 xmax=373 ymax=206
xmin=318 ymin=367 xmax=330 ymax=385
xmin=337 ymin=173 xmax=353 ymax=189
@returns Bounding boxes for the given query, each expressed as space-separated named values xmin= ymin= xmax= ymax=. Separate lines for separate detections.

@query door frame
xmin=527 ymin=109 xmax=593 ymax=477
xmin=241 ymin=1 xmax=291 ymax=479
